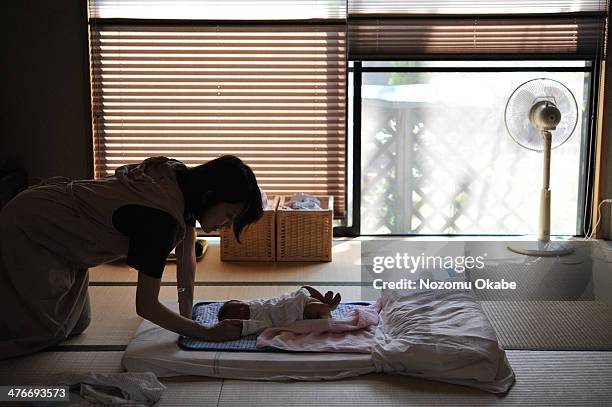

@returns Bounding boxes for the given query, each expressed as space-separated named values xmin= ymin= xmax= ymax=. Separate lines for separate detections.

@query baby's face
xmin=221 ymin=301 xmax=250 ymax=320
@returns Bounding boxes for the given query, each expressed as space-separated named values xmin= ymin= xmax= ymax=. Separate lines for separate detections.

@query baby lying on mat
xmin=217 ymin=286 xmax=341 ymax=337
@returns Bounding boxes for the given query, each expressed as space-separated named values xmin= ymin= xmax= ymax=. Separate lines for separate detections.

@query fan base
xmin=507 ymin=241 xmax=574 ymax=257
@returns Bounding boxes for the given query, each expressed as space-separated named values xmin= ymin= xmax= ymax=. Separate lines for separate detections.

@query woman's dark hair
xmin=178 ymin=155 xmax=263 ymax=242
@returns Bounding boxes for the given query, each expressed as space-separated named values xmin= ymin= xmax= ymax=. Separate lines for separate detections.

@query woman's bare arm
xmin=136 ymin=271 xmax=241 ymax=340
xmin=176 ymin=227 xmax=197 ymax=318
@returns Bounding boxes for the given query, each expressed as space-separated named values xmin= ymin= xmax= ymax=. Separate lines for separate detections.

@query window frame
xmin=335 ymin=60 xmax=600 ymax=237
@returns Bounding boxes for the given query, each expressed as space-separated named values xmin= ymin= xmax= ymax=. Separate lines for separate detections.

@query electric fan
xmin=504 ymin=78 xmax=578 ymax=257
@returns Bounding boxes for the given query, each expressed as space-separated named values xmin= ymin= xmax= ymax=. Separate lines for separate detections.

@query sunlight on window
xmin=359 ymin=68 xmax=590 ymax=235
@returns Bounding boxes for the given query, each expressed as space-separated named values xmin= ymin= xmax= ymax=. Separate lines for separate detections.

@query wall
xmin=0 ymin=0 xmax=93 ymax=183
xmin=598 ymin=3 xmax=612 ymax=240
xmin=603 ymin=74 xmax=612 ymax=239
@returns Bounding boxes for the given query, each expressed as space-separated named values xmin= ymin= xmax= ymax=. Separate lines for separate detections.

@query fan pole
xmin=538 ymin=130 xmax=552 ymax=241
xmin=508 ymin=129 xmax=573 ymax=257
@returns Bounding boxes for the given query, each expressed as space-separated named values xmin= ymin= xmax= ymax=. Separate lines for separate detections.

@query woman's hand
xmin=195 ymin=319 xmax=242 ymax=342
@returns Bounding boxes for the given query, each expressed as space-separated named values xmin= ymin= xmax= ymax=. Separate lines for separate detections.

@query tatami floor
xmin=1 ymin=239 xmax=611 ymax=406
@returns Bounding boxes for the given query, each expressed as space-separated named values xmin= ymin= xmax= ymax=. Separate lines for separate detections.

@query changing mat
xmin=179 ymin=301 xmax=373 ymax=351
xmin=123 ymin=290 xmax=515 ymax=393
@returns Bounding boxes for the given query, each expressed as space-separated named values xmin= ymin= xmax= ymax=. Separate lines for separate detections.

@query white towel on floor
xmin=52 ymin=371 xmax=165 ymax=406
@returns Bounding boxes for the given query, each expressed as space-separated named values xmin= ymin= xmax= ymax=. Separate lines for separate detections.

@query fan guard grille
xmin=504 ymin=78 xmax=578 ymax=151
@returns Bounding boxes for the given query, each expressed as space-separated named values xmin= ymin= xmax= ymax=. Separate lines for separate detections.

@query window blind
xmin=90 ymin=24 xmax=346 ymax=215
xmin=348 ymin=0 xmax=608 ymax=59
xmin=349 ymin=15 xmax=607 ymax=59
xmin=89 ymin=0 xmax=346 ymax=20
xmin=348 ymin=0 xmax=608 ymax=15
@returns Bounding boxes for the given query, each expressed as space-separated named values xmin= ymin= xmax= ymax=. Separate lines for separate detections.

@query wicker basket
xmin=220 ymin=196 xmax=279 ymax=261
xmin=276 ymin=195 xmax=333 ymax=262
